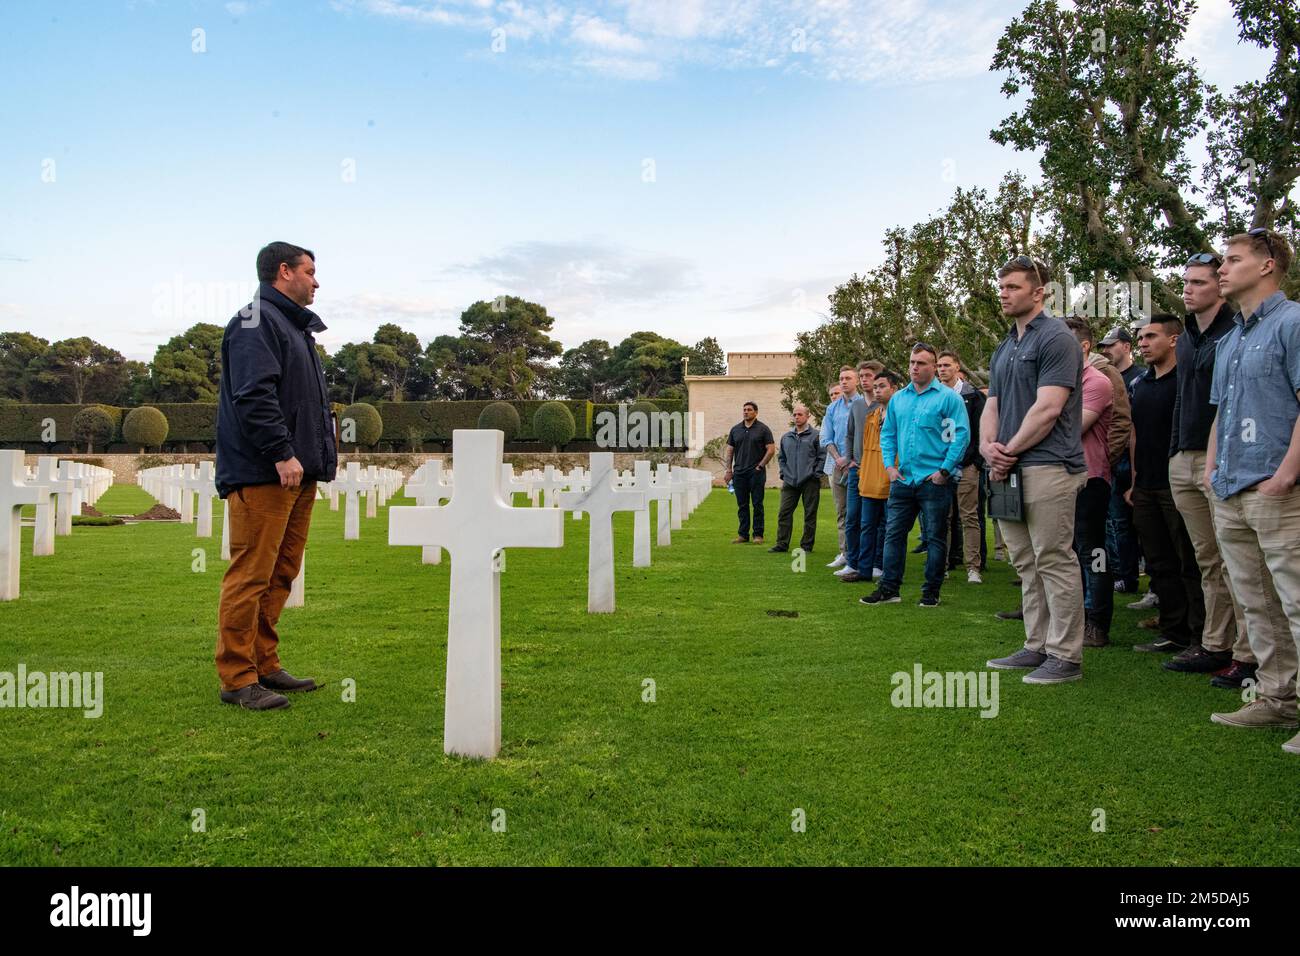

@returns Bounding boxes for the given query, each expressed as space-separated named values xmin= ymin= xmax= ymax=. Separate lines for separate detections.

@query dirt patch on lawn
xmin=80 ymin=503 xmax=105 ymax=517
xmin=131 ymin=504 xmax=181 ymax=521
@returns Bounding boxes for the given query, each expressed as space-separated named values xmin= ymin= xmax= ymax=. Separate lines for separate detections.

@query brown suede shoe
xmin=753 ymin=536 xmax=765 ymax=544
xmin=259 ymin=669 xmax=319 ymax=693
xmin=732 ymin=536 xmax=749 ymax=544
xmin=1138 ymin=615 xmax=1161 ymax=631
xmin=1083 ymin=623 xmax=1110 ymax=648
xmin=220 ymin=683 xmax=290 ymax=710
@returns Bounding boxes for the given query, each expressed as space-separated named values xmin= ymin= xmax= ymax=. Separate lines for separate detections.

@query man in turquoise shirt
xmin=862 ymin=343 xmax=969 ymax=607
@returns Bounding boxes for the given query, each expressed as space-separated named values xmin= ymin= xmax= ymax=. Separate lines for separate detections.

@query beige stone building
xmin=687 ymin=351 xmax=800 ymax=487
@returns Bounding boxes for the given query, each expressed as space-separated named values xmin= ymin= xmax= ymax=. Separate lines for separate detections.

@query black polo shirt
xmin=1131 ymin=364 xmax=1178 ymax=490
xmin=988 ymin=311 xmax=1085 ymax=472
xmin=1170 ymin=302 xmax=1236 ymax=455
xmin=728 ymin=419 xmax=775 ymax=472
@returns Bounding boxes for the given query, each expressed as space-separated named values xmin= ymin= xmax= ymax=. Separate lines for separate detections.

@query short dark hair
xmin=911 ymin=342 xmax=937 ymax=361
xmin=743 ymin=401 xmax=758 ymax=412
xmin=938 ymin=349 xmax=963 ymax=368
xmin=1144 ymin=314 xmax=1185 ymax=336
xmin=874 ymin=368 xmax=901 ymax=387
xmin=997 ymin=254 xmax=1049 ymax=289
xmin=256 ymin=241 xmax=315 ymax=283
xmin=1064 ymin=316 xmax=1094 ymax=346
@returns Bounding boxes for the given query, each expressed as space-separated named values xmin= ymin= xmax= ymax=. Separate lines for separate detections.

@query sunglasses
xmin=1187 ymin=252 xmax=1222 ymax=268
xmin=1248 ymin=227 xmax=1277 ymax=260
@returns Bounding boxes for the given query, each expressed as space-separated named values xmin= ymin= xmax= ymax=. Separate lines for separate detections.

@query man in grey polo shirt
xmin=1202 ymin=229 xmax=1300 ymax=748
xmin=982 ymin=256 xmax=1088 ymax=685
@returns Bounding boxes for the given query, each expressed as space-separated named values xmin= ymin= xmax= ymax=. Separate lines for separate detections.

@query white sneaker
xmin=872 ymin=567 xmax=884 ymax=578
xmin=834 ymin=566 xmax=858 ymax=577
xmin=827 ymin=553 xmax=847 ymax=569
xmin=1127 ymin=592 xmax=1159 ymax=610
xmin=967 ymin=568 xmax=983 ymax=584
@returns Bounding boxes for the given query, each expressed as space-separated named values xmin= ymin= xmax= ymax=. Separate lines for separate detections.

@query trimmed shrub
xmin=533 ymin=401 xmax=576 ymax=450
xmin=478 ymin=401 xmax=521 ymax=441
xmin=340 ymin=402 xmax=383 ymax=448
xmin=150 ymin=403 xmax=216 ymax=442
xmin=71 ymin=406 xmax=115 ymax=452
xmin=629 ymin=399 xmax=660 ymax=416
xmin=375 ymin=400 xmax=593 ymax=446
xmin=122 ymin=406 xmax=170 ymax=451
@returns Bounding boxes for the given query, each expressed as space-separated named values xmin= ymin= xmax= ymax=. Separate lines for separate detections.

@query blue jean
xmin=1076 ymin=476 xmax=1114 ymax=632
xmin=844 ymin=467 xmax=863 ymax=570
xmin=881 ymin=479 xmax=954 ymax=596
xmin=1106 ymin=455 xmax=1140 ymax=589
xmin=860 ymin=496 xmax=887 ymax=576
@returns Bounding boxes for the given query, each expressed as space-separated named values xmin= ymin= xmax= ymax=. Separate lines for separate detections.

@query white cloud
xmin=340 ymin=0 xmax=1017 ymax=85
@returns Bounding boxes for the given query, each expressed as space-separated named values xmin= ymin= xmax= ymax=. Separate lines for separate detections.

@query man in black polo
xmin=723 ymin=401 xmax=776 ymax=543
xmin=1126 ymin=316 xmax=1205 ymax=656
xmin=1165 ymin=254 xmax=1257 ymax=687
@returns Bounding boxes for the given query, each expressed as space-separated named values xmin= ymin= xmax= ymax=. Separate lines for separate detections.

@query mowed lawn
xmin=2 ymin=479 xmax=1298 ymax=867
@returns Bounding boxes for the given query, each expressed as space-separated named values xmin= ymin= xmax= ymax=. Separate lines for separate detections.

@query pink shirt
xmin=1081 ymin=364 xmax=1114 ymax=483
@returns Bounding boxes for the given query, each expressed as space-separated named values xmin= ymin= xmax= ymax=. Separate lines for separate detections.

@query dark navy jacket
xmin=215 ymin=283 xmax=338 ymax=498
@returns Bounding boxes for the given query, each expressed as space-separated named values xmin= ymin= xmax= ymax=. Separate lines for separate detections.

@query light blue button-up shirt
xmin=819 ymin=392 xmax=863 ymax=475
xmin=1209 ymin=291 xmax=1300 ymax=499
xmin=879 ymin=378 xmax=969 ymax=486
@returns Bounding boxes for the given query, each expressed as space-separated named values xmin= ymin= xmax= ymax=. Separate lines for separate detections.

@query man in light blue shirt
xmin=820 ymin=367 xmax=864 ymax=569
xmin=1202 ymin=227 xmax=1300 ymax=741
xmin=862 ymin=343 xmax=969 ymax=607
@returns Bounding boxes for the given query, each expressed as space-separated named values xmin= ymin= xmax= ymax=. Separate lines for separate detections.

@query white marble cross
xmin=55 ymin=461 xmax=79 ymax=536
xmin=332 ymin=462 xmax=374 ymax=540
xmin=1 ymin=451 xmax=45 ymax=601
xmin=405 ymin=462 xmax=452 ymax=565
xmin=535 ymin=465 xmax=567 ymax=509
xmin=631 ymin=460 xmax=669 ymax=566
xmin=558 ymin=452 xmax=646 ymax=613
xmin=388 ymin=429 xmax=564 ymax=760
xmin=285 ymin=552 xmax=306 ymax=608
xmin=220 ymin=496 xmax=232 ymax=561
xmin=652 ymin=464 xmax=673 ymax=545
xmin=500 ymin=464 xmax=532 ymax=506
xmin=32 ymin=457 xmax=72 ymax=557
xmin=669 ymin=466 xmax=688 ymax=530
xmin=195 ymin=462 xmax=218 ymax=538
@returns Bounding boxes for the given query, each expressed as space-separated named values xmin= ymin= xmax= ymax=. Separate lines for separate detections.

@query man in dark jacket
xmin=938 ymin=351 xmax=986 ymax=581
xmin=214 ymin=241 xmax=338 ymax=710
xmin=770 ymin=403 xmax=825 ymax=554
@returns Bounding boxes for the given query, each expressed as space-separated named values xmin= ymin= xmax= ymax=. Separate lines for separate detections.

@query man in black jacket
xmin=214 ymin=241 xmax=338 ymax=710
xmin=938 ymin=351 xmax=986 ymax=582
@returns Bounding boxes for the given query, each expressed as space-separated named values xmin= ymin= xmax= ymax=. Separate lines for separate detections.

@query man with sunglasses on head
xmin=1204 ymin=228 xmax=1300 ymax=750
xmin=1163 ymin=252 xmax=1258 ymax=688
xmin=983 ymin=256 xmax=1088 ymax=685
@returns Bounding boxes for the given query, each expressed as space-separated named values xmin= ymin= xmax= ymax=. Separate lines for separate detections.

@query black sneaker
xmin=995 ymin=608 xmax=1024 ymax=621
xmin=1133 ymin=637 xmax=1189 ymax=653
xmin=911 ymin=543 xmax=927 ymax=554
xmin=767 ymin=545 xmax=788 ymax=553
xmin=1210 ymin=660 xmax=1258 ymax=689
xmin=860 ymin=589 xmax=901 ymax=605
xmin=1163 ymin=646 xmax=1232 ymax=673
xmin=918 ymin=595 xmax=941 ymax=608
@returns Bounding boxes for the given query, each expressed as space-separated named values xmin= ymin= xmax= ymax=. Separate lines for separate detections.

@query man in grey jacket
xmin=770 ymin=404 xmax=826 ymax=553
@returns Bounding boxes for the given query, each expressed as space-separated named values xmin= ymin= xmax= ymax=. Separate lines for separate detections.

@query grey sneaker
xmin=1210 ymin=700 xmax=1299 ymax=729
xmin=1023 ymin=657 xmax=1083 ymax=684
xmin=987 ymin=648 xmax=1047 ymax=670
xmin=1283 ymin=732 xmax=1300 ymax=754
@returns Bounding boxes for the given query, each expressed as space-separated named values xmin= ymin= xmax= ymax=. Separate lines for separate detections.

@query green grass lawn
xmin=2 ymin=480 xmax=1297 ymax=866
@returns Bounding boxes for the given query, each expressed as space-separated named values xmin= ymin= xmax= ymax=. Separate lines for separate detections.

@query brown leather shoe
xmin=753 ymin=536 xmax=764 ymax=544
xmin=1083 ymin=623 xmax=1110 ymax=648
xmin=732 ymin=536 xmax=749 ymax=544
xmin=259 ymin=669 xmax=319 ymax=693
xmin=839 ymin=571 xmax=862 ymax=583
xmin=220 ymin=683 xmax=290 ymax=710
xmin=1138 ymin=615 xmax=1161 ymax=631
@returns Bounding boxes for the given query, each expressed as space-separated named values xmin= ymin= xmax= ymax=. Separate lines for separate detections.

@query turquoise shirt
xmin=879 ymin=379 xmax=970 ymax=485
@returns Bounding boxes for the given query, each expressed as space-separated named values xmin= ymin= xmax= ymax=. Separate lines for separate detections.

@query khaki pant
xmin=1212 ymin=486 xmax=1300 ymax=709
xmin=998 ymin=465 xmax=1087 ymax=664
xmin=830 ymin=463 xmax=847 ymax=552
xmin=216 ymin=481 xmax=316 ymax=692
xmin=1168 ymin=450 xmax=1254 ymax=661
xmin=956 ymin=463 xmax=981 ymax=568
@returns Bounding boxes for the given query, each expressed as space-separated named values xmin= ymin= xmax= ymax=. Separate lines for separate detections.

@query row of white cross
xmin=1 ymin=451 xmax=113 ymax=600
xmin=385 ymin=430 xmax=714 ymax=760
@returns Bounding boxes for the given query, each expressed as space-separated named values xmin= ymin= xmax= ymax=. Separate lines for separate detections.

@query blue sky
xmin=0 ymin=0 xmax=1272 ymax=362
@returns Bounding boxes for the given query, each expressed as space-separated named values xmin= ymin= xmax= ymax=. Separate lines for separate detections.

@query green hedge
xmin=150 ymin=404 xmax=217 ymax=442
xmin=376 ymin=401 xmax=594 ymax=443
xmin=0 ymin=404 xmax=126 ymax=444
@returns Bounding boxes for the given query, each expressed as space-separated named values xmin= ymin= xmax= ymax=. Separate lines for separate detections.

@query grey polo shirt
xmin=987 ymin=311 xmax=1085 ymax=473
xmin=1208 ymin=291 xmax=1300 ymax=499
